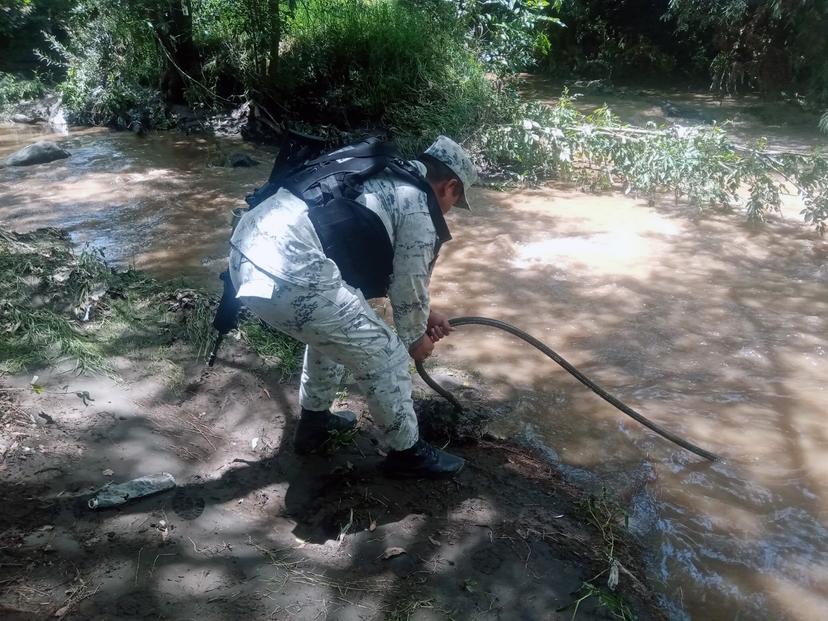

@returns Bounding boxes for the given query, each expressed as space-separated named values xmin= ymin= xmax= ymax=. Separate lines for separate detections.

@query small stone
xmin=54 ymin=604 xmax=71 ymax=617
xmin=224 ymin=152 xmax=259 ymax=168
xmin=381 ymin=546 xmax=406 ymax=560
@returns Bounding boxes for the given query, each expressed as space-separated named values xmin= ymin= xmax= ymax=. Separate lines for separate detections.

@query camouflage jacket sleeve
xmin=387 ymin=185 xmax=436 ymax=350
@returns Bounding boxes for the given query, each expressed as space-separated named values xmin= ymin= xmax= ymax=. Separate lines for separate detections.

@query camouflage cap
xmin=424 ymin=135 xmax=479 ymax=210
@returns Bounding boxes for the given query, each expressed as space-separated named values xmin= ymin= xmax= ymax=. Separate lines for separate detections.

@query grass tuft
xmin=556 ymin=488 xmax=636 ymax=620
xmin=239 ymin=316 xmax=303 ymax=380
xmin=0 ymin=229 xmax=300 ymax=379
xmin=0 ymin=230 xmax=112 ymax=375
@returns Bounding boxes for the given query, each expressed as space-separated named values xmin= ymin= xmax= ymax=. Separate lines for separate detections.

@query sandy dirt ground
xmin=0 ymin=332 xmax=661 ymax=620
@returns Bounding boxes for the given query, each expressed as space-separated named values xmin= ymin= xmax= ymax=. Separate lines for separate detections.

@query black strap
xmin=248 ymin=138 xmax=451 ymax=248
xmin=266 ymin=130 xmax=328 ymax=183
xmin=287 ymin=158 xmax=388 ymax=196
xmin=386 ymin=160 xmax=451 ymax=245
xmin=302 ymin=139 xmax=399 ymax=168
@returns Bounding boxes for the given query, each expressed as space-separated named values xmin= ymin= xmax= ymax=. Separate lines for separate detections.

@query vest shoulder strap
xmin=385 ymin=160 xmax=452 ymax=245
xmin=247 ymin=137 xmax=452 ymax=246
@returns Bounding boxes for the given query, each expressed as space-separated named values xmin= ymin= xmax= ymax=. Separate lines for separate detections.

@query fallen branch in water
xmin=473 ymin=95 xmax=828 ymax=234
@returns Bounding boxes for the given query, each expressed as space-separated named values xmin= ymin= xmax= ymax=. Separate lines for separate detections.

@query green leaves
xmin=472 ymin=93 xmax=828 ymax=233
xmin=460 ymin=0 xmax=563 ymax=75
xmin=0 ymin=73 xmax=46 ymax=108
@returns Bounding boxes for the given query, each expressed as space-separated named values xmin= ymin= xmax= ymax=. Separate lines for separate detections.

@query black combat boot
xmin=383 ymin=439 xmax=465 ymax=478
xmin=293 ymin=408 xmax=358 ymax=455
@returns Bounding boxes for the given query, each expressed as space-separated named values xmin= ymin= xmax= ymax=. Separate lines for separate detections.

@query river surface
xmin=1 ymin=96 xmax=827 ymax=619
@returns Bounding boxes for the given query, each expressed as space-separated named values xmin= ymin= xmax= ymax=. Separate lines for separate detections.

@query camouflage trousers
xmin=230 ymin=252 xmax=419 ymax=451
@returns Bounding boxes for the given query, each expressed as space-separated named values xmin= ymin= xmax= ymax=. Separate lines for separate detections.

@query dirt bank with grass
xmin=0 ymin=229 xmax=662 ymax=620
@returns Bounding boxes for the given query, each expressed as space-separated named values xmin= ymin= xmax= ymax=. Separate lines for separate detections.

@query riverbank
xmin=0 ymin=228 xmax=662 ymax=620
xmin=3 ymin=83 xmax=827 ymax=618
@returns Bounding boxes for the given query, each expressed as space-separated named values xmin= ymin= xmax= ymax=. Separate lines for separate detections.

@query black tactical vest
xmin=245 ymin=137 xmax=451 ymax=299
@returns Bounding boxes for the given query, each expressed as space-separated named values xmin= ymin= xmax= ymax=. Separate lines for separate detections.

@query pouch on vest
xmin=245 ymin=130 xmax=328 ymax=209
xmin=306 ymin=198 xmax=394 ymax=299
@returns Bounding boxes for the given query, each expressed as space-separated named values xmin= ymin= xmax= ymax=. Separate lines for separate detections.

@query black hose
xmin=415 ymin=316 xmax=719 ymax=462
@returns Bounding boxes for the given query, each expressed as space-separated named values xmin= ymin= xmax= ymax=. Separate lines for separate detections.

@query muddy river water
xmin=1 ymin=97 xmax=827 ymax=619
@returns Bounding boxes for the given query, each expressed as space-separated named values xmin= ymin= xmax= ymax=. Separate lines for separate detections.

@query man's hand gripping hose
xmin=415 ymin=316 xmax=720 ymax=462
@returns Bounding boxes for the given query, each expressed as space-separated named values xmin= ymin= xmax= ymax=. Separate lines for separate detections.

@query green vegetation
xmin=568 ymin=580 xmax=635 ymax=621
xmin=540 ymin=1 xmax=705 ymax=81
xmin=0 ymin=73 xmax=46 ymax=109
xmin=538 ymin=0 xmax=828 ymax=103
xmin=458 ymin=0 xmax=563 ymax=77
xmin=37 ymin=1 xmax=175 ymax=126
xmin=0 ymin=230 xmax=112 ymax=374
xmin=667 ymin=0 xmax=828 ymax=100
xmin=274 ymin=0 xmax=501 ymax=155
xmin=560 ymin=488 xmax=636 ymax=620
xmin=319 ymin=426 xmax=359 ymax=455
xmin=1 ymin=1 xmax=826 ymax=232
xmin=580 ymin=488 xmax=629 ymax=576
xmin=239 ymin=316 xmax=303 ymax=379
xmin=0 ymin=229 xmax=301 ymax=378
xmin=472 ymin=93 xmax=828 ymax=232
xmin=5 ymin=1 xmax=828 ymax=112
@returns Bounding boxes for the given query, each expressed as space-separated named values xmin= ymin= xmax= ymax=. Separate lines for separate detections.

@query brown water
xmin=2 ymin=116 xmax=827 ymax=619
xmin=0 ymin=124 xmax=275 ymax=289
xmin=522 ymin=76 xmax=826 ymax=155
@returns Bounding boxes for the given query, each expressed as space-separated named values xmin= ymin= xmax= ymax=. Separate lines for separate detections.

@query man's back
xmin=230 ymin=187 xmax=341 ymax=293
xmin=230 ymin=160 xmax=437 ymax=294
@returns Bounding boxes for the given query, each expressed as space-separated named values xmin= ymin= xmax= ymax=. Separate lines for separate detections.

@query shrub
xmin=276 ymin=1 xmax=492 ymax=132
xmin=39 ymin=1 xmax=167 ymax=125
xmin=468 ymin=92 xmax=828 ymax=233
xmin=0 ymin=73 xmax=46 ymax=109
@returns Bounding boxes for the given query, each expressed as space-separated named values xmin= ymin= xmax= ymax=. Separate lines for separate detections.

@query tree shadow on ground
xmin=3 ymin=171 xmax=826 ymax=619
xmin=0 ymin=373 xmax=659 ymax=620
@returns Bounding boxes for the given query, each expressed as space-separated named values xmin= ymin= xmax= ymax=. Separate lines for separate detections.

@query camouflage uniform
xmin=229 ymin=162 xmax=438 ymax=450
xmin=229 ymin=136 xmax=478 ymax=452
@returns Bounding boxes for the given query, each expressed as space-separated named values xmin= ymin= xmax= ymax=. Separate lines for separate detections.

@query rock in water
xmin=128 ymin=120 xmax=147 ymax=137
xmin=4 ymin=141 xmax=70 ymax=167
xmin=660 ymin=100 xmax=715 ymax=123
xmin=49 ymin=107 xmax=69 ymax=135
xmin=224 ymin=152 xmax=259 ymax=168
xmin=570 ymin=79 xmax=611 ymax=93
xmin=11 ymin=113 xmax=38 ymax=124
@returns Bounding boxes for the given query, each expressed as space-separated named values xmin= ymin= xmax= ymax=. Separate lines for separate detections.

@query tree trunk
xmin=158 ymin=0 xmax=201 ymax=105
xmin=266 ymin=0 xmax=281 ymax=83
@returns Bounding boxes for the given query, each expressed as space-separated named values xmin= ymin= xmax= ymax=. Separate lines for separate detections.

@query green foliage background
xmin=1 ymin=0 xmax=826 ymax=231
xmin=5 ymin=1 xmax=828 ymax=119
